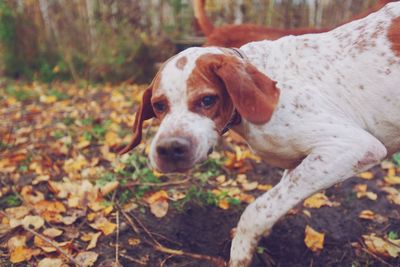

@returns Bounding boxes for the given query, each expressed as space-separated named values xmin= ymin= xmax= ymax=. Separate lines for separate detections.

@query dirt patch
xmin=95 ymin=165 xmax=399 ymax=267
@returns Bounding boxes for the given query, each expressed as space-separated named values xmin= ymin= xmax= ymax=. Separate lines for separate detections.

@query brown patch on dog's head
xmin=186 ymin=54 xmax=279 ymax=130
xmin=388 ymin=17 xmax=400 ymax=57
xmin=176 ymin=56 xmax=188 ymax=70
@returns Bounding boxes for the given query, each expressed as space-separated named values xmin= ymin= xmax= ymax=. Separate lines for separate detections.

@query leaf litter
xmin=0 ymin=82 xmax=399 ymax=266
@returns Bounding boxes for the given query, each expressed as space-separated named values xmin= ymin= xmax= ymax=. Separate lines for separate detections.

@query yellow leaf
xmin=357 ymin=172 xmax=374 ymax=180
xmin=363 ymin=234 xmax=400 ymax=258
xmin=384 ymin=176 xmax=400 ymax=185
xmin=359 ymin=210 xmax=375 ymax=220
xmin=10 ymin=246 xmax=36 ymax=263
xmin=303 ymin=193 xmax=338 ymax=208
xmin=218 ymin=199 xmax=230 ymax=210
xmin=145 ymin=190 xmax=168 ymax=204
xmin=104 ymin=131 xmax=120 ymax=147
xmin=257 ymin=184 xmax=273 ymax=191
xmin=238 ymin=193 xmax=255 ymax=203
xmin=40 ymin=95 xmax=57 ymax=104
xmin=128 ymin=238 xmax=141 ymax=246
xmin=83 ymin=232 xmax=102 ymax=250
xmin=89 ymin=217 xmax=116 ymax=235
xmin=304 ymin=225 xmax=325 ymax=252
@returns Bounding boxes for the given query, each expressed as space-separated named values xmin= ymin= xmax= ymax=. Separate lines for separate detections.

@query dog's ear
xmin=119 ymin=87 xmax=155 ymax=155
xmin=214 ymin=55 xmax=279 ymax=124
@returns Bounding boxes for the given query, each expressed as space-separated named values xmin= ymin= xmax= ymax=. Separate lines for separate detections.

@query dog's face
xmin=120 ymin=47 xmax=280 ymax=173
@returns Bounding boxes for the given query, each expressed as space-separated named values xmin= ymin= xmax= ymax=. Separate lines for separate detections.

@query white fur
xmin=148 ymin=3 xmax=400 ymax=266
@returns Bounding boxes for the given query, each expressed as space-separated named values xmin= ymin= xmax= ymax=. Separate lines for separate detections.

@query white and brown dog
xmin=121 ymin=3 xmax=400 ymax=266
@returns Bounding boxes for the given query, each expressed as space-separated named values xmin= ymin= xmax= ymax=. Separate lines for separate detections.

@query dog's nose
xmin=156 ymin=137 xmax=191 ymax=160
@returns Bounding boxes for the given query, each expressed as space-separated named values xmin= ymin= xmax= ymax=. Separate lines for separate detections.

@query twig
xmin=360 ymin=247 xmax=394 ymax=267
xmin=119 ymin=253 xmax=148 ymax=266
xmin=160 ymin=255 xmax=174 ymax=267
xmin=23 ymin=226 xmax=82 ymax=267
xmin=123 ymin=176 xmax=191 ymax=188
xmin=115 ymin=210 xmax=120 ymax=266
xmin=118 ymin=206 xmax=226 ymax=266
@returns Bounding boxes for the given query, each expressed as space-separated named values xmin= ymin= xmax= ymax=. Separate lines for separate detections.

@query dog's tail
xmin=346 ymin=0 xmax=396 ymax=22
xmin=193 ymin=0 xmax=214 ymax=36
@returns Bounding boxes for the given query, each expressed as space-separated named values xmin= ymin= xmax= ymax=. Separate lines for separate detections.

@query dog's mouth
xmin=152 ymin=146 xmax=213 ymax=174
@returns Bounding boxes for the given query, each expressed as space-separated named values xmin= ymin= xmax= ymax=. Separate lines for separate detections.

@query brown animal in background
xmin=194 ymin=0 xmax=396 ymax=47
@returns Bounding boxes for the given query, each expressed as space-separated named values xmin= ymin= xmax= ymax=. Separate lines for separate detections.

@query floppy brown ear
xmin=214 ymin=55 xmax=279 ymax=124
xmin=119 ymin=87 xmax=155 ymax=155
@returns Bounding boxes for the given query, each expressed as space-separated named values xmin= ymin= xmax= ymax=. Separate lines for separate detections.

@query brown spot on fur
xmin=388 ymin=17 xmax=400 ymax=57
xmin=176 ymin=56 xmax=188 ymax=70
xmin=187 ymin=53 xmax=279 ymax=130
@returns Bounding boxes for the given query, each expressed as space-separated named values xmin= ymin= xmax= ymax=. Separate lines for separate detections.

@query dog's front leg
xmin=229 ymin=129 xmax=387 ymax=267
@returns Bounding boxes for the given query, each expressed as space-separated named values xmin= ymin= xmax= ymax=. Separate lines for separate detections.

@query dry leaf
xmin=38 ymin=258 xmax=66 ymax=267
xmin=354 ymin=184 xmax=378 ymax=200
xmin=304 ymin=225 xmax=325 ymax=252
xmin=89 ymin=217 xmax=116 ymax=235
xmin=303 ymin=193 xmax=339 ymax=208
xmin=81 ymin=232 xmax=102 ymax=250
xmin=128 ymin=238 xmax=141 ymax=246
xmin=75 ymin=251 xmax=99 ymax=267
xmin=218 ymin=199 xmax=230 ymax=210
xmin=149 ymin=199 xmax=169 ymax=218
xmin=257 ymin=184 xmax=273 ymax=191
xmin=43 ymin=228 xmax=63 ymax=238
xmin=357 ymin=171 xmax=374 ymax=180
xmin=10 ymin=246 xmax=37 ymax=263
xmin=99 ymin=181 xmax=119 ymax=196
xmin=363 ymin=234 xmax=400 ymax=258
xmin=382 ymin=186 xmax=400 ymax=205
xmin=359 ymin=210 xmax=375 ymax=220
xmin=384 ymin=176 xmax=400 ymax=185
xmin=242 ymin=181 xmax=259 ymax=191
xmin=21 ymin=215 xmax=45 ymax=230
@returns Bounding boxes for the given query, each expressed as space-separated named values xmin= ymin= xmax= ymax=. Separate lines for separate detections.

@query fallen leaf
xmin=43 ymin=228 xmax=63 ymax=238
xmin=382 ymin=186 xmax=400 ymax=205
xmin=357 ymin=171 xmax=374 ymax=180
xmin=149 ymin=199 xmax=169 ymax=218
xmin=218 ymin=199 xmax=230 ymax=210
xmin=99 ymin=181 xmax=119 ymax=196
xmin=304 ymin=225 xmax=325 ymax=252
xmin=38 ymin=258 xmax=66 ymax=267
xmin=81 ymin=231 xmax=102 ymax=250
xmin=384 ymin=176 xmax=400 ymax=185
xmin=75 ymin=251 xmax=99 ymax=267
xmin=354 ymin=184 xmax=378 ymax=200
xmin=257 ymin=184 xmax=273 ymax=191
xmin=89 ymin=217 xmax=116 ymax=235
xmin=241 ymin=181 xmax=259 ymax=191
xmin=21 ymin=215 xmax=45 ymax=230
xmin=128 ymin=238 xmax=141 ymax=246
xmin=303 ymin=193 xmax=339 ymax=208
xmin=363 ymin=233 xmax=400 ymax=258
xmin=359 ymin=210 xmax=375 ymax=220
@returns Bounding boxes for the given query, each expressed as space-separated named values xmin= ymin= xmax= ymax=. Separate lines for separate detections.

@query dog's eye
xmin=201 ymin=95 xmax=217 ymax=109
xmin=153 ymin=101 xmax=167 ymax=113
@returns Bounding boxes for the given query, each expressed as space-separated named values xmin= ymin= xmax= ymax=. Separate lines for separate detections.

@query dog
xmin=194 ymin=0 xmax=395 ymax=47
xmin=121 ymin=2 xmax=400 ymax=266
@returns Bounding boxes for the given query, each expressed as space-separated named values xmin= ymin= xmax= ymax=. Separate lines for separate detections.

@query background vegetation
xmin=0 ymin=0 xmax=377 ymax=83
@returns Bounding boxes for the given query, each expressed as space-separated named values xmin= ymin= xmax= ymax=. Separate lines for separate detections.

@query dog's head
xmin=120 ymin=47 xmax=279 ymax=173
